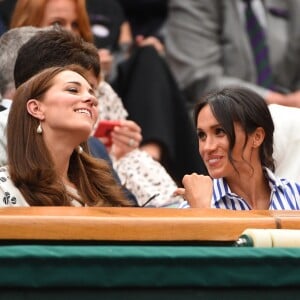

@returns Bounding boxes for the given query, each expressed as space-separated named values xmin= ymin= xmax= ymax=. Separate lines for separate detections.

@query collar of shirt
xmin=237 ymin=0 xmax=267 ymax=29
xmin=212 ymin=167 xmax=285 ymax=209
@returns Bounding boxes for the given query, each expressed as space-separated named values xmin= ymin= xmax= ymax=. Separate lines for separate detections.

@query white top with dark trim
xmin=0 ymin=166 xmax=83 ymax=207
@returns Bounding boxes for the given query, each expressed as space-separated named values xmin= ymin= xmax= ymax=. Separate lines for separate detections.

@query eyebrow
xmin=197 ymin=123 xmax=221 ymax=131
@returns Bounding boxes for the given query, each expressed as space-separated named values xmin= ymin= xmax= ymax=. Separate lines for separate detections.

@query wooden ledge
xmin=0 ymin=207 xmax=298 ymax=242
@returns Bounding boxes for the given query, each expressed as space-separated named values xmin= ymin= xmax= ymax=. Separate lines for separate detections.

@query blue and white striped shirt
xmin=180 ymin=168 xmax=300 ymax=210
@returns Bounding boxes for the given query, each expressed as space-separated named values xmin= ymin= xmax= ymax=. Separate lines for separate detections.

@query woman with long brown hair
xmin=0 ymin=65 xmax=132 ymax=207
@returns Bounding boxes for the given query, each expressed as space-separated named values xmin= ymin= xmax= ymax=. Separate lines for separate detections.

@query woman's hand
xmin=135 ymin=35 xmax=165 ymax=55
xmin=98 ymin=49 xmax=114 ymax=79
xmin=110 ymin=120 xmax=142 ymax=159
xmin=174 ymin=173 xmax=213 ymax=208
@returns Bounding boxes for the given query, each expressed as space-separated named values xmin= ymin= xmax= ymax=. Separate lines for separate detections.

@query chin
xmin=207 ymin=169 xmax=224 ymax=179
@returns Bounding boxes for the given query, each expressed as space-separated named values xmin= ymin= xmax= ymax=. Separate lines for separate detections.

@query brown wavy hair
xmin=10 ymin=0 xmax=93 ymax=42
xmin=7 ymin=65 xmax=131 ymax=207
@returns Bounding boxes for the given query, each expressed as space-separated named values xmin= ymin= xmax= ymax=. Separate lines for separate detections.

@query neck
xmin=41 ymin=125 xmax=86 ymax=187
xmin=53 ymin=148 xmax=72 ymax=184
xmin=43 ymin=133 xmax=78 ymax=185
xmin=226 ymin=166 xmax=270 ymax=209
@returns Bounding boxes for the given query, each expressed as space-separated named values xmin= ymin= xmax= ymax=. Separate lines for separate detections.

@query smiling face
xmin=40 ymin=0 xmax=80 ymax=35
xmin=197 ymin=104 xmax=256 ymax=179
xmin=28 ymin=70 xmax=98 ymax=141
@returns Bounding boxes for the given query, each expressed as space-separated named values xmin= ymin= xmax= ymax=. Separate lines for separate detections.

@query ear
xmin=27 ymin=99 xmax=45 ymax=120
xmin=251 ymin=127 xmax=265 ymax=148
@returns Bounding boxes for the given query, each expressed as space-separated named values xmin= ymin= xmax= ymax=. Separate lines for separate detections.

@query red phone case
xmin=94 ymin=120 xmax=120 ymax=146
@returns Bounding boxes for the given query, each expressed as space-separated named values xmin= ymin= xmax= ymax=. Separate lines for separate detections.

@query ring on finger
xmin=128 ymin=138 xmax=135 ymax=147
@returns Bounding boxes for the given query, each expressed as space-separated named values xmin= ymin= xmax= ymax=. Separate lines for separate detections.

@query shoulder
xmin=265 ymin=167 xmax=300 ymax=191
xmin=277 ymin=177 xmax=300 ymax=194
xmin=268 ymin=172 xmax=300 ymax=210
xmin=0 ymin=167 xmax=29 ymax=207
xmin=275 ymin=178 xmax=300 ymax=210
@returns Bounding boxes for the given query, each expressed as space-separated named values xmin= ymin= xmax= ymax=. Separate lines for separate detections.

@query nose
xmin=82 ymin=92 xmax=98 ymax=107
xmin=200 ymin=135 xmax=217 ymax=153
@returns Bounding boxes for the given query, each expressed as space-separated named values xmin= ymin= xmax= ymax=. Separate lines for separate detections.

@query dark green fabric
xmin=1 ymin=245 xmax=300 ymax=288
xmin=2 ymin=287 xmax=300 ymax=300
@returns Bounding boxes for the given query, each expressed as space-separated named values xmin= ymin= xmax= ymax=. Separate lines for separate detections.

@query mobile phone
xmin=94 ymin=120 xmax=121 ymax=146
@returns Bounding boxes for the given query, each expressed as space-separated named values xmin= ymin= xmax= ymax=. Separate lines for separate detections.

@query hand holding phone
xmin=94 ymin=120 xmax=121 ymax=147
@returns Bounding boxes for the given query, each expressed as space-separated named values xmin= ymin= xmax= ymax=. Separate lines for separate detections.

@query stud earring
xmin=37 ymin=123 xmax=42 ymax=134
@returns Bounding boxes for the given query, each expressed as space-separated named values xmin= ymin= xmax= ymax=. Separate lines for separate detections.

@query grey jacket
xmin=165 ymin=0 xmax=300 ymax=104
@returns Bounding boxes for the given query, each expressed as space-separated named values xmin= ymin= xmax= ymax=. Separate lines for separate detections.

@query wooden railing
xmin=0 ymin=207 xmax=300 ymax=242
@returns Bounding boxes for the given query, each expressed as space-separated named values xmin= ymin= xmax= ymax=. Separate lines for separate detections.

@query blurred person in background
xmin=117 ymin=0 xmax=168 ymax=43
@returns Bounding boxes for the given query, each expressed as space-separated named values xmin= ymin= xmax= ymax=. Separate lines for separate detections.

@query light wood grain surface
xmin=0 ymin=207 xmax=297 ymax=242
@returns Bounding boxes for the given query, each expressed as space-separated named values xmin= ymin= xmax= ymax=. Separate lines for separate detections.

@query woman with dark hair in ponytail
xmin=176 ymin=87 xmax=300 ymax=210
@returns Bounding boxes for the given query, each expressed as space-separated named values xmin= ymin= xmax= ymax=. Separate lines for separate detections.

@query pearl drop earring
xmin=37 ymin=123 xmax=42 ymax=134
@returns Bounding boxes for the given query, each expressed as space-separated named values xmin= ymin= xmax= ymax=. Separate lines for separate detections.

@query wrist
xmin=265 ymin=91 xmax=285 ymax=105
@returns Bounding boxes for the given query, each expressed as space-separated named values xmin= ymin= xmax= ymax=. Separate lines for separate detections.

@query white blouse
xmin=0 ymin=166 xmax=83 ymax=207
